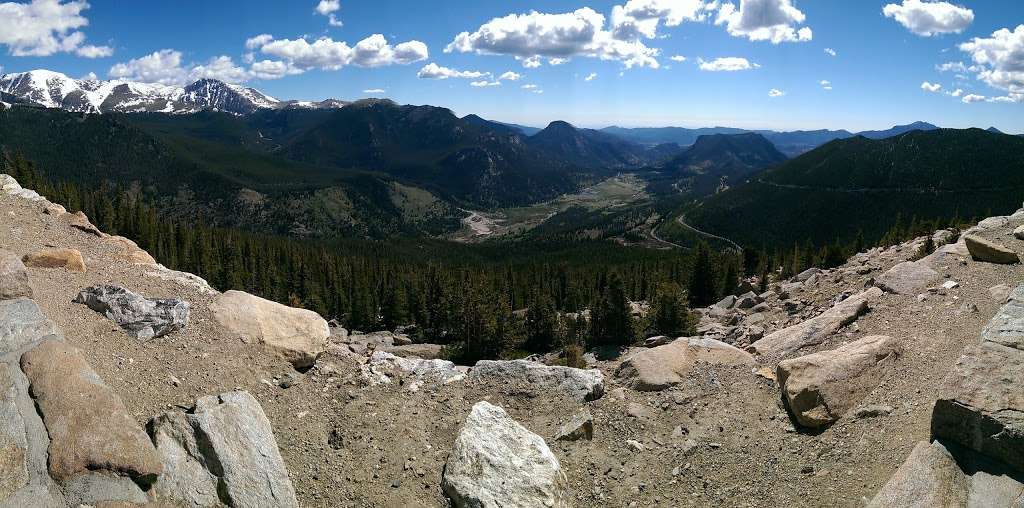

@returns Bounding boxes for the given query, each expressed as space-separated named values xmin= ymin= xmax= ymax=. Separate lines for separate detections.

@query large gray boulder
xmin=777 ymin=335 xmax=899 ymax=428
xmin=73 ymin=285 xmax=189 ymax=340
xmin=964 ymin=235 xmax=1019 ymax=264
xmin=749 ymin=287 xmax=882 ymax=362
xmin=0 ymin=250 xmax=31 ymax=300
xmin=875 ymin=261 xmax=939 ymax=295
xmin=469 ymin=360 xmax=604 ymax=402
xmin=0 ymin=298 xmax=57 ymax=355
xmin=149 ymin=391 xmax=298 ymax=508
xmin=616 ymin=337 xmax=754 ymax=391
xmin=442 ymin=401 xmax=570 ymax=508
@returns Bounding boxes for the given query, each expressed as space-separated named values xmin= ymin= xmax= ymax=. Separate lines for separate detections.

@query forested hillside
xmin=683 ymin=128 xmax=1024 ymax=248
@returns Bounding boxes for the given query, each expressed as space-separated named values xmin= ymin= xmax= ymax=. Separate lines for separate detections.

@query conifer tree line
xmin=2 ymin=152 xmax=971 ymax=363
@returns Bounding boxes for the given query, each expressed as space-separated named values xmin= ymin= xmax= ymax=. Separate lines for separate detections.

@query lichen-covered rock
xmin=73 ymin=285 xmax=189 ymax=340
xmin=442 ymin=402 xmax=569 ymax=508
xmin=777 ymin=335 xmax=899 ymax=428
xmin=149 ymin=391 xmax=298 ymax=508
xmin=20 ymin=339 xmax=162 ymax=485
xmin=210 ymin=290 xmax=329 ymax=368
xmin=469 ymin=360 xmax=604 ymax=401
xmin=21 ymin=248 xmax=86 ymax=273
xmin=616 ymin=338 xmax=754 ymax=391
xmin=0 ymin=250 xmax=32 ymax=300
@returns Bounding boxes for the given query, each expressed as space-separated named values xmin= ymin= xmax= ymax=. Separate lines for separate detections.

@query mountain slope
xmin=856 ymin=121 xmax=937 ymax=139
xmin=648 ymin=133 xmax=787 ymax=197
xmin=527 ymin=121 xmax=653 ymax=168
xmin=684 ymin=128 xmax=1024 ymax=247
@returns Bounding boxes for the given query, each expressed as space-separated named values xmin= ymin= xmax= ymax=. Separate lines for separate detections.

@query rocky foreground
xmin=1 ymin=172 xmax=1022 ymax=507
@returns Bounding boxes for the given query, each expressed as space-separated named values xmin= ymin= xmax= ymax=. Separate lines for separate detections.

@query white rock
xmin=469 ymin=360 xmax=604 ymax=401
xmin=442 ymin=402 xmax=569 ymax=508
xmin=210 ymin=290 xmax=329 ymax=368
xmin=361 ymin=351 xmax=465 ymax=386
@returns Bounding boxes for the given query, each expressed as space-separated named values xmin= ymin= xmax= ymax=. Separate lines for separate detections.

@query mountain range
xmin=0 ymin=69 xmax=344 ymax=115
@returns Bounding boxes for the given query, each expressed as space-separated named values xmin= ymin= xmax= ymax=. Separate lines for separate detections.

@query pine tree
xmin=649 ymin=282 xmax=695 ymax=337
xmin=524 ymin=293 xmax=559 ymax=353
xmin=588 ymin=273 xmax=634 ymax=348
xmin=688 ymin=242 xmax=719 ymax=307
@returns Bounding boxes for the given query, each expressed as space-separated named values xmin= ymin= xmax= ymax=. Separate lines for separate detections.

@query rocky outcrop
xmin=145 ymin=266 xmax=218 ymax=295
xmin=20 ymin=338 xmax=162 ymax=485
xmin=469 ymin=360 xmax=604 ymax=402
xmin=616 ymin=337 xmax=755 ymax=391
xmin=210 ymin=290 xmax=329 ymax=368
xmin=104 ymin=236 xmax=157 ymax=265
xmin=384 ymin=343 xmax=444 ymax=359
xmin=777 ymin=335 xmax=899 ymax=428
xmin=73 ymin=285 xmax=189 ymax=340
xmin=875 ymin=261 xmax=939 ymax=295
xmin=0 ymin=250 xmax=31 ymax=300
xmin=442 ymin=401 xmax=570 ymax=508
xmin=149 ymin=391 xmax=299 ymax=508
xmin=748 ymin=287 xmax=882 ymax=361
xmin=22 ymin=248 xmax=86 ymax=273
xmin=963 ymin=235 xmax=1019 ymax=264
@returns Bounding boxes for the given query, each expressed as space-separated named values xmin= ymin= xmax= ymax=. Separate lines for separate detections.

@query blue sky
xmin=0 ymin=0 xmax=1022 ymax=132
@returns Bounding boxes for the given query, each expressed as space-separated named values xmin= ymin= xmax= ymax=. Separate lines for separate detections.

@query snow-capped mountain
xmin=0 ymin=69 xmax=346 ymax=115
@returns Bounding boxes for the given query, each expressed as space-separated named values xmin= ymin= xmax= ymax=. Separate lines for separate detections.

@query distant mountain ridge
xmin=0 ymin=69 xmax=345 ymax=116
xmin=648 ymin=132 xmax=787 ymax=197
xmin=602 ymin=122 xmax=944 ymax=156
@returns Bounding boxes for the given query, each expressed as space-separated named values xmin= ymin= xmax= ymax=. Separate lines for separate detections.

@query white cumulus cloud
xmin=251 ymin=34 xmax=428 ymax=71
xmin=883 ymin=0 xmax=973 ymax=37
xmin=610 ymin=0 xmax=716 ymax=40
xmin=920 ymin=81 xmax=942 ymax=92
xmin=499 ymin=71 xmax=522 ymax=81
xmin=585 ymin=72 xmax=597 ymax=81
xmin=363 ymin=88 xmax=385 ymax=94
xmin=670 ymin=55 xmax=687 ymax=62
xmin=315 ymin=0 xmax=343 ymax=26
xmin=470 ymin=80 xmax=501 ymax=87
xmin=961 ymin=93 xmax=985 ymax=103
xmin=715 ymin=0 xmax=812 ymax=44
xmin=0 ymin=0 xmax=112 ymax=57
xmin=959 ymin=25 xmax=1024 ymax=96
xmin=416 ymin=63 xmax=487 ymax=79
xmin=445 ymin=8 xmax=661 ymax=69
xmin=697 ymin=56 xmax=760 ymax=71
xmin=819 ymin=79 xmax=832 ymax=90
xmin=768 ymin=88 xmax=785 ymax=97
xmin=824 ymin=48 xmax=837 ymax=57
xmin=109 ymin=49 xmax=188 ymax=85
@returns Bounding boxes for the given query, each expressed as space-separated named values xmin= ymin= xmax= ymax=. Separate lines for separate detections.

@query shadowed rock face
xmin=964 ymin=235 xmax=1020 ymax=264
xmin=931 ymin=284 xmax=1024 ymax=473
